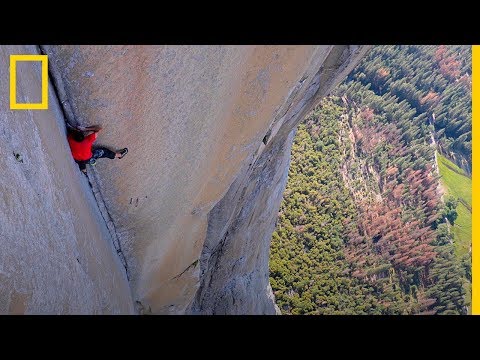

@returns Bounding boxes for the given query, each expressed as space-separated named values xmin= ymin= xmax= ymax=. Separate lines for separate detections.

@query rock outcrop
xmin=1 ymin=45 xmax=367 ymax=314
xmin=44 ymin=45 xmax=368 ymax=314
xmin=0 ymin=45 xmax=133 ymax=314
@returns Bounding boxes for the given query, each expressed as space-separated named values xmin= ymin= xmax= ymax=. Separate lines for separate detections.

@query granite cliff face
xmin=1 ymin=45 xmax=368 ymax=314
xmin=0 ymin=45 xmax=133 ymax=314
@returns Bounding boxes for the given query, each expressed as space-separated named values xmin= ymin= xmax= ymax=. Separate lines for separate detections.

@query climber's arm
xmin=83 ymin=125 xmax=102 ymax=137
xmin=84 ymin=125 xmax=102 ymax=132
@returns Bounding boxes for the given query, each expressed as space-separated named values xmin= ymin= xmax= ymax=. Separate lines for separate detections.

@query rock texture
xmin=43 ymin=45 xmax=368 ymax=314
xmin=188 ymin=46 xmax=371 ymax=314
xmin=0 ymin=45 xmax=133 ymax=314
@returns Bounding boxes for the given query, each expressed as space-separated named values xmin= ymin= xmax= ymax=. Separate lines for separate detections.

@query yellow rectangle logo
xmin=473 ymin=45 xmax=479 ymax=315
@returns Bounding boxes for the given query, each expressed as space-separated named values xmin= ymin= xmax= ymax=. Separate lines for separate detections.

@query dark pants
xmin=76 ymin=147 xmax=116 ymax=171
xmin=93 ymin=147 xmax=117 ymax=160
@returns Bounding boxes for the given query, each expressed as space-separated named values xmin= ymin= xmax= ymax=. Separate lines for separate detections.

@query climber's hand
xmin=85 ymin=125 xmax=102 ymax=132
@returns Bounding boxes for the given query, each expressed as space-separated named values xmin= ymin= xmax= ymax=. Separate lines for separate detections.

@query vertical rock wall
xmin=190 ymin=46 xmax=370 ymax=314
xmin=0 ymin=45 xmax=133 ymax=314
xmin=36 ymin=45 xmax=367 ymax=314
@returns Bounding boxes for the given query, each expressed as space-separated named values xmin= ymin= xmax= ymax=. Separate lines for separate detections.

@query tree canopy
xmin=269 ymin=45 xmax=471 ymax=315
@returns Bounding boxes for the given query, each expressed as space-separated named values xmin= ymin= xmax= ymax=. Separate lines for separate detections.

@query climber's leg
xmin=118 ymin=148 xmax=128 ymax=159
xmin=92 ymin=147 xmax=128 ymax=160
xmin=92 ymin=147 xmax=117 ymax=160
xmin=76 ymin=161 xmax=87 ymax=174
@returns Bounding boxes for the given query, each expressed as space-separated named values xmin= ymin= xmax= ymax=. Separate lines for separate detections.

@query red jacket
xmin=67 ymin=132 xmax=97 ymax=161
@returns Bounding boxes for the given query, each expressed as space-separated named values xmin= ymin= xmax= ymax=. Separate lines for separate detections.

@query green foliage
xmin=442 ymin=196 xmax=459 ymax=225
xmin=345 ymin=45 xmax=471 ymax=170
xmin=437 ymin=153 xmax=472 ymax=209
xmin=270 ymin=45 xmax=470 ymax=315
xmin=437 ymin=152 xmax=472 ymax=310
xmin=426 ymin=239 xmax=466 ymax=314
xmin=270 ymin=103 xmax=384 ymax=314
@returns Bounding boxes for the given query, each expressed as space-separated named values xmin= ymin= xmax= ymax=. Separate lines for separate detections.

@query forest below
xmin=270 ymin=45 xmax=472 ymax=315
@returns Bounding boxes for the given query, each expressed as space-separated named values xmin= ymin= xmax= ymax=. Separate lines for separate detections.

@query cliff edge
xmin=1 ymin=45 xmax=367 ymax=314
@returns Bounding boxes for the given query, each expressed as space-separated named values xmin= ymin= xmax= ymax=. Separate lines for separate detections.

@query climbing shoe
xmin=118 ymin=148 xmax=128 ymax=159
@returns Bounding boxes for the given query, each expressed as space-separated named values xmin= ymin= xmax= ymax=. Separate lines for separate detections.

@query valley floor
xmin=437 ymin=153 xmax=472 ymax=312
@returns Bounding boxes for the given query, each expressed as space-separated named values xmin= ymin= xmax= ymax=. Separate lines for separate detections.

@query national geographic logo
xmin=10 ymin=54 xmax=48 ymax=110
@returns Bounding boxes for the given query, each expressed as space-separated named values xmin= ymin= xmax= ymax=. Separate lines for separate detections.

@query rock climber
xmin=67 ymin=125 xmax=128 ymax=174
